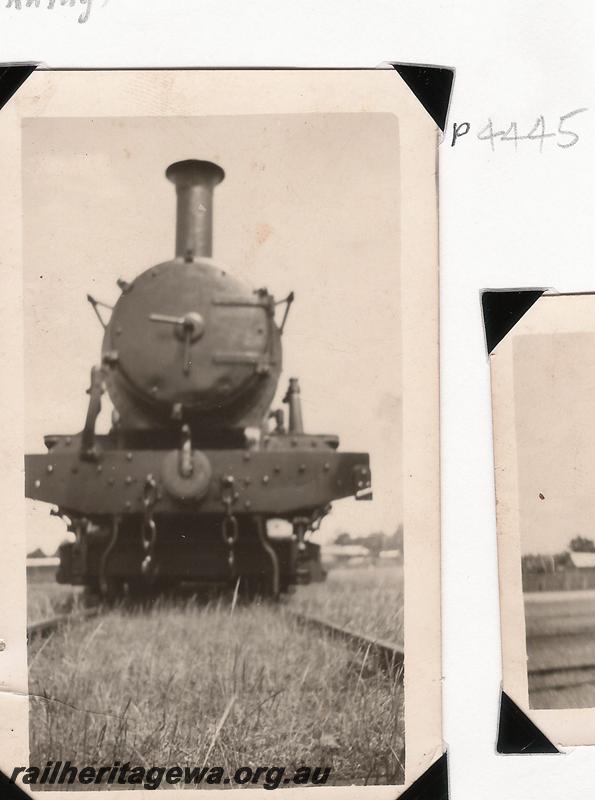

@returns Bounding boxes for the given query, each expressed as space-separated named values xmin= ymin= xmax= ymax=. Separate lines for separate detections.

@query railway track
xmin=529 ymin=661 xmax=595 ymax=692
xmin=27 ymin=601 xmax=403 ymax=679
xmin=526 ymin=595 xmax=595 ymax=695
xmin=527 ymin=628 xmax=595 ymax=692
xmin=27 ymin=607 xmax=101 ymax=641
xmin=285 ymin=608 xmax=404 ymax=676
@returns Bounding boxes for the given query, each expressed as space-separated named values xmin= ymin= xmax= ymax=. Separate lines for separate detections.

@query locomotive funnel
xmin=166 ymin=159 xmax=225 ymax=260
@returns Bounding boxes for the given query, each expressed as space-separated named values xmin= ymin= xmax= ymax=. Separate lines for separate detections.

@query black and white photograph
xmin=0 ymin=69 xmax=441 ymax=793
xmin=492 ymin=292 xmax=595 ymax=745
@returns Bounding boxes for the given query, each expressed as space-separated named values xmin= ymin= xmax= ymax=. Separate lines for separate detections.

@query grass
xmin=28 ymin=565 xmax=404 ymax=788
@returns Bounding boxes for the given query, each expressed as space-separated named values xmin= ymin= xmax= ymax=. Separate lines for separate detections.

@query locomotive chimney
xmin=166 ymin=159 xmax=225 ymax=260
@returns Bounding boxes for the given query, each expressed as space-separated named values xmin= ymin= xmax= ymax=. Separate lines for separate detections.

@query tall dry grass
xmin=28 ymin=566 xmax=404 ymax=787
xmin=292 ymin=564 xmax=403 ymax=645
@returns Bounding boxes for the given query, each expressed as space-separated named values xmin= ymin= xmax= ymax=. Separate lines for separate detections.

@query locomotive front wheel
xmin=83 ymin=577 xmax=126 ymax=607
xmin=82 ymin=580 xmax=102 ymax=608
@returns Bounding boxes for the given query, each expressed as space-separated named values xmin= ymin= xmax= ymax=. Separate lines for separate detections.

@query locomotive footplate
xmin=25 ymin=433 xmax=372 ymax=515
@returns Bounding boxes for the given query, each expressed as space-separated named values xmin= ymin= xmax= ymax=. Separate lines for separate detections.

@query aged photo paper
xmin=492 ymin=292 xmax=595 ymax=747
xmin=0 ymin=69 xmax=441 ymax=794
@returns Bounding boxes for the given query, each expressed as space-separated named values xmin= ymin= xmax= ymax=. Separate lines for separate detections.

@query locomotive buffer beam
xmin=25 ymin=436 xmax=371 ymax=516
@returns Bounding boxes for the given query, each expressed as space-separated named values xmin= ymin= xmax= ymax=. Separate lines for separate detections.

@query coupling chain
xmin=220 ymin=475 xmax=239 ymax=575
xmin=292 ymin=506 xmax=329 ymax=554
xmin=141 ymin=474 xmax=158 ymax=581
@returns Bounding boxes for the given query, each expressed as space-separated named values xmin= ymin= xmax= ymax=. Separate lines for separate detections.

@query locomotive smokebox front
xmin=101 ymin=159 xmax=282 ymax=432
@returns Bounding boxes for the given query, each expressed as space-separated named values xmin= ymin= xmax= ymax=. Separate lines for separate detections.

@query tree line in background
xmin=333 ymin=524 xmax=403 ymax=557
xmin=522 ymin=536 xmax=595 ymax=574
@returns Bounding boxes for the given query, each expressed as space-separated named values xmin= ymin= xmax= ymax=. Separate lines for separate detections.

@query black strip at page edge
xmin=497 ymin=691 xmax=559 ymax=754
xmin=0 ymin=65 xmax=37 ymax=113
xmin=391 ymin=63 xmax=454 ymax=132
xmin=397 ymin=752 xmax=449 ymax=800
xmin=481 ymin=289 xmax=545 ymax=355
xmin=0 ymin=769 xmax=32 ymax=800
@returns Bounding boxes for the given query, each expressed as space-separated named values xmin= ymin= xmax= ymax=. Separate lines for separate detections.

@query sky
xmin=515 ymin=330 xmax=595 ymax=555
xmin=22 ymin=112 xmax=402 ymax=554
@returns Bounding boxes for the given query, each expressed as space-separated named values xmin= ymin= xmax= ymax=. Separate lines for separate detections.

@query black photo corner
xmin=0 ymin=61 xmax=453 ymax=795
xmin=391 ymin=63 xmax=454 ymax=132
xmin=398 ymin=753 xmax=449 ymax=800
xmin=481 ymin=289 xmax=545 ymax=356
xmin=497 ymin=691 xmax=559 ymax=755
xmin=0 ymin=768 xmax=31 ymax=800
xmin=0 ymin=64 xmax=36 ymax=112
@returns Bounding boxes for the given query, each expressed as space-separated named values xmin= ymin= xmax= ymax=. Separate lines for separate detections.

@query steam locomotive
xmin=25 ymin=159 xmax=372 ymax=599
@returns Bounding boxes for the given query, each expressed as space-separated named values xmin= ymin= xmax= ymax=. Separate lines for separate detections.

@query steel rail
xmin=285 ymin=608 xmax=403 ymax=675
xmin=529 ymin=661 xmax=595 ymax=678
xmin=529 ymin=661 xmax=595 ymax=693
xmin=531 ymin=678 xmax=595 ymax=693
xmin=27 ymin=607 xmax=101 ymax=640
